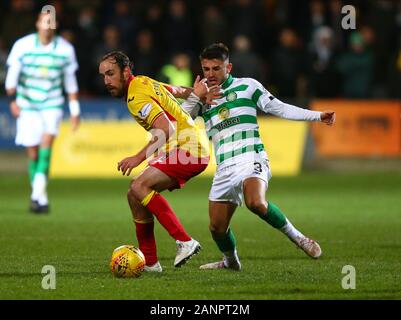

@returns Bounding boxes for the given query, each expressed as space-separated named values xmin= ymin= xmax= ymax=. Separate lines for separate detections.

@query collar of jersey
xmin=35 ymin=33 xmax=58 ymax=49
xmin=125 ymin=75 xmax=135 ymax=101
xmin=221 ymin=74 xmax=234 ymax=90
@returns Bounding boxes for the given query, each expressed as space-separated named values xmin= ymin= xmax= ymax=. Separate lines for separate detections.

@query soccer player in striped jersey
xmin=182 ymin=43 xmax=336 ymax=270
xmin=99 ymin=51 xmax=211 ymax=271
xmin=5 ymin=12 xmax=81 ymax=214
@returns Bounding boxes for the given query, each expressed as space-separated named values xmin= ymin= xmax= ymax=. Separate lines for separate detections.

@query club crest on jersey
xmin=218 ymin=107 xmax=230 ymax=120
xmin=226 ymin=92 xmax=237 ymax=102
xmin=138 ymin=103 xmax=152 ymax=119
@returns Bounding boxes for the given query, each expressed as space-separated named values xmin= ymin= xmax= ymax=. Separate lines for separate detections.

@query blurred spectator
xmin=108 ymin=0 xmax=139 ymax=46
xmin=131 ymin=29 xmax=160 ymax=78
xmin=141 ymin=3 xmax=164 ymax=50
xmin=270 ymin=28 xmax=307 ymax=98
xmin=336 ymin=31 xmax=374 ymax=98
xmin=75 ymin=6 xmax=99 ymax=94
xmin=327 ymin=0 xmax=346 ymax=50
xmin=225 ymin=0 xmax=264 ymax=53
xmin=163 ymin=0 xmax=197 ymax=56
xmin=308 ymin=26 xmax=340 ymax=98
xmin=199 ymin=4 xmax=228 ymax=48
xmin=308 ymin=0 xmax=326 ymax=39
xmin=367 ymin=0 xmax=398 ymax=92
xmin=2 ymin=0 xmax=36 ymax=49
xmin=93 ymin=25 xmax=127 ymax=94
xmin=157 ymin=52 xmax=193 ymax=87
xmin=230 ymin=35 xmax=264 ymax=82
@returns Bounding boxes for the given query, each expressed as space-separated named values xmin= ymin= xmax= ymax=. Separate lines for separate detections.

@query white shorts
xmin=15 ymin=109 xmax=64 ymax=147
xmin=209 ymin=155 xmax=272 ymax=206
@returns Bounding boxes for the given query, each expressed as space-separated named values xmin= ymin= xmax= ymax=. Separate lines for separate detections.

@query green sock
xmin=260 ymin=201 xmax=287 ymax=229
xmin=212 ymin=228 xmax=237 ymax=253
xmin=28 ymin=159 xmax=38 ymax=184
xmin=36 ymin=148 xmax=52 ymax=175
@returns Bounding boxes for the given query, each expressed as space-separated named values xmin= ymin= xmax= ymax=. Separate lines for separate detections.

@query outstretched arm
xmin=262 ymin=96 xmax=335 ymax=125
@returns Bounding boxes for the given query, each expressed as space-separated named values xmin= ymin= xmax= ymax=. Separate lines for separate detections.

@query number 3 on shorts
xmin=254 ymin=162 xmax=262 ymax=174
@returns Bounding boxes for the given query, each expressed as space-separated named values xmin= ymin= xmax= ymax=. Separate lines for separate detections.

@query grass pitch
xmin=0 ymin=172 xmax=400 ymax=300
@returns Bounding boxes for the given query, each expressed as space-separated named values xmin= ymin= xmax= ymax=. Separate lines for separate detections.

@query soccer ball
xmin=110 ymin=245 xmax=146 ymax=278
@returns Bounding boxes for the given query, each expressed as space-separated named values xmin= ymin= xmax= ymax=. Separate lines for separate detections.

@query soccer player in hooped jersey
xmin=99 ymin=51 xmax=211 ymax=272
xmin=5 ymin=12 xmax=81 ymax=214
xmin=183 ymin=43 xmax=336 ymax=270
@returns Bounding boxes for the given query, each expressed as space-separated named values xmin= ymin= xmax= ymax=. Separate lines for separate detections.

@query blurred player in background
xmin=5 ymin=11 xmax=81 ymax=214
xmin=99 ymin=51 xmax=212 ymax=272
xmin=183 ymin=43 xmax=336 ymax=270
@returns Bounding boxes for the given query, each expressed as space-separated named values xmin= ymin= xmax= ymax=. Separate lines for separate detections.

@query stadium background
xmin=0 ymin=0 xmax=400 ymax=300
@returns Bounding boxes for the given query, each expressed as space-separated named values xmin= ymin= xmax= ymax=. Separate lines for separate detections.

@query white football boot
xmin=144 ymin=261 xmax=163 ymax=272
xmin=174 ymin=239 xmax=201 ymax=267
xmin=200 ymin=255 xmax=241 ymax=271
xmin=294 ymin=236 xmax=322 ymax=259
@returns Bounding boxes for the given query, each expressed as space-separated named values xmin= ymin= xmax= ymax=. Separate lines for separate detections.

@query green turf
xmin=0 ymin=172 xmax=400 ymax=300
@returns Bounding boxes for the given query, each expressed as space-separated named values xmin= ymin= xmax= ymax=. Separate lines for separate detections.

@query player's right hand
xmin=118 ymin=155 xmax=142 ymax=176
xmin=320 ymin=111 xmax=336 ymax=126
xmin=10 ymin=101 xmax=21 ymax=118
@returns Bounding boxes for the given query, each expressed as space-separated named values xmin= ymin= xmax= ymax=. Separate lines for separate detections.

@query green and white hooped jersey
xmin=184 ymin=75 xmax=321 ymax=169
xmin=6 ymin=33 xmax=78 ymax=111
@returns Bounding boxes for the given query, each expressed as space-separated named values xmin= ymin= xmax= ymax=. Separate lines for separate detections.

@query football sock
xmin=31 ymin=173 xmax=48 ymax=205
xmin=31 ymin=148 xmax=51 ymax=205
xmin=28 ymin=159 xmax=38 ymax=185
xmin=143 ymin=191 xmax=191 ymax=242
xmin=259 ymin=201 xmax=287 ymax=229
xmin=260 ymin=202 xmax=304 ymax=241
xmin=280 ymin=218 xmax=304 ymax=242
xmin=134 ymin=218 xmax=158 ymax=266
xmin=212 ymin=228 xmax=237 ymax=254
xmin=36 ymin=148 xmax=51 ymax=175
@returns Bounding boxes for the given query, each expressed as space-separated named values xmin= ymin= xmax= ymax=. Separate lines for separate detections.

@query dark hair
xmin=101 ymin=51 xmax=133 ymax=71
xmin=199 ymin=43 xmax=230 ymax=61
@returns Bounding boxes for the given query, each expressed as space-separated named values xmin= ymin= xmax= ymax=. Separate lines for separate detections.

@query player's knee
xmin=245 ymin=199 xmax=267 ymax=216
xmin=209 ymin=222 xmax=227 ymax=235
xmin=128 ymin=179 xmax=142 ymax=201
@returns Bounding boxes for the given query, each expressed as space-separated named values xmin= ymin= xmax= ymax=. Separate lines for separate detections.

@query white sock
xmin=31 ymin=173 xmax=48 ymax=205
xmin=280 ymin=218 xmax=304 ymax=242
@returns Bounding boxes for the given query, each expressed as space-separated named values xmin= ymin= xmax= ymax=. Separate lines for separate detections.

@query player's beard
xmin=108 ymin=75 xmax=125 ymax=98
xmin=114 ymin=73 xmax=127 ymax=98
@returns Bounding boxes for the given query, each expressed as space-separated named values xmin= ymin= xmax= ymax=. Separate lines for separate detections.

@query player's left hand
xmin=118 ymin=156 xmax=142 ymax=176
xmin=70 ymin=115 xmax=80 ymax=132
xmin=320 ymin=111 xmax=336 ymax=126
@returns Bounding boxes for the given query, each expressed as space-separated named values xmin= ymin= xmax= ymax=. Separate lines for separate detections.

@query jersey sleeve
xmin=63 ymin=43 xmax=79 ymax=75
xmin=128 ymin=94 xmax=164 ymax=128
xmin=6 ymin=39 xmax=24 ymax=67
xmin=251 ymin=79 xmax=321 ymax=122
xmin=5 ymin=40 xmax=24 ymax=90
